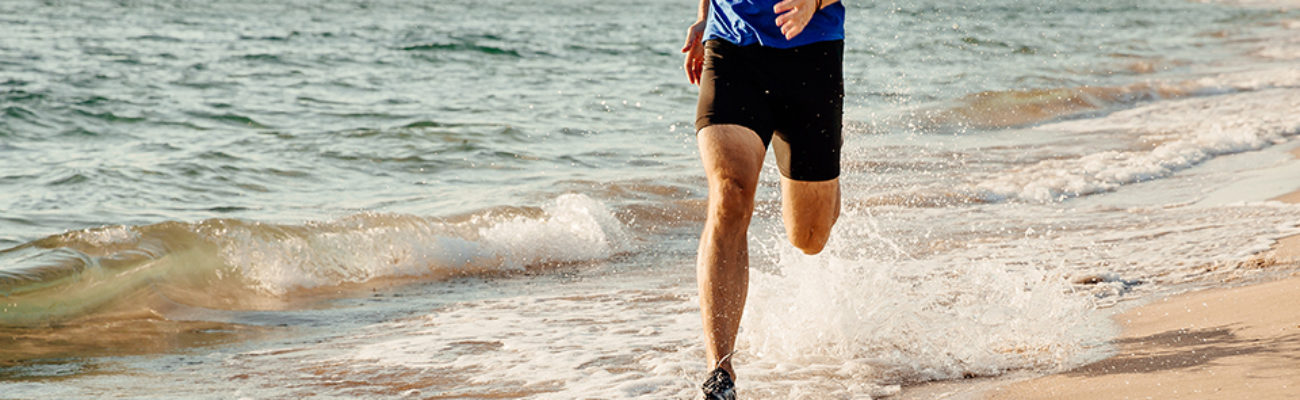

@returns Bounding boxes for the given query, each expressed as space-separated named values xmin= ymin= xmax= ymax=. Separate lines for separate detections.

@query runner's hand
xmin=773 ymin=0 xmax=817 ymax=40
xmin=682 ymin=20 xmax=707 ymax=85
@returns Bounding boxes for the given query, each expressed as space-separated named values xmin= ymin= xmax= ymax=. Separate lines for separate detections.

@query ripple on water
xmin=183 ymin=111 xmax=270 ymax=129
xmin=3 ymin=105 xmax=42 ymax=122
xmin=44 ymin=172 xmax=91 ymax=187
xmin=71 ymin=109 xmax=147 ymax=124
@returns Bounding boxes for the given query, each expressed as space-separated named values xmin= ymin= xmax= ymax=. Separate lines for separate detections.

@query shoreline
xmin=896 ymin=145 xmax=1300 ymax=400
xmin=984 ymin=271 xmax=1300 ymax=399
xmin=984 ymin=153 xmax=1300 ymax=398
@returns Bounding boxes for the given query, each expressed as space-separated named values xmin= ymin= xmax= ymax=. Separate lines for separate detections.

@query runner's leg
xmin=780 ymin=177 xmax=840 ymax=254
xmin=696 ymin=123 xmax=765 ymax=378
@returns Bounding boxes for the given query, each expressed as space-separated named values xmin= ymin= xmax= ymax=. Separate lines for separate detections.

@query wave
xmin=934 ymin=82 xmax=1194 ymax=129
xmin=1250 ymin=16 xmax=1300 ymax=60
xmin=0 ymin=194 xmax=628 ymax=327
xmin=906 ymin=63 xmax=1300 ymax=132
xmin=839 ymin=68 xmax=1300 ymax=206
xmin=400 ymin=42 xmax=522 ymax=58
xmin=974 ymin=86 xmax=1300 ymax=202
xmin=2 ymin=105 xmax=41 ymax=122
xmin=183 ymin=111 xmax=270 ymax=129
xmin=851 ymin=66 xmax=1300 ymax=205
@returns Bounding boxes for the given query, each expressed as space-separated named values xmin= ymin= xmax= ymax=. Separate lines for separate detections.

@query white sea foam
xmin=732 ymin=198 xmax=1300 ymax=397
xmin=1251 ymin=17 xmax=1300 ymax=60
xmin=68 ymin=225 xmax=141 ymax=247
xmin=284 ymin=146 xmax=1300 ymax=399
xmin=743 ymin=251 xmax=1101 ymax=381
xmin=732 ymin=214 xmax=1110 ymax=399
xmin=975 ymin=88 xmax=1300 ymax=202
xmin=350 ymin=293 xmax=699 ymax=398
xmin=37 ymin=161 xmax=1300 ymax=398
xmin=477 ymin=193 xmax=631 ymax=269
xmin=23 ymin=197 xmax=1300 ymax=399
xmin=293 ymin=245 xmax=1106 ymax=400
xmin=1191 ymin=65 xmax=1300 ymax=92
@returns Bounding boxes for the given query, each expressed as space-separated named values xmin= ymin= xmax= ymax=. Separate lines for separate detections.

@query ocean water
xmin=2 ymin=0 xmax=1300 ymax=398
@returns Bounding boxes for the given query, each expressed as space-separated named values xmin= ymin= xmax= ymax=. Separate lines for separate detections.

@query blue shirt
xmin=704 ymin=0 xmax=845 ymax=49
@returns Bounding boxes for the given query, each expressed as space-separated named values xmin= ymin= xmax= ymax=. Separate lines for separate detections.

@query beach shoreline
xmin=983 ymin=269 xmax=1300 ymax=400
xmin=894 ymin=136 xmax=1300 ymax=400
xmin=897 ymin=263 xmax=1300 ymax=400
xmin=897 ymin=147 xmax=1300 ymax=400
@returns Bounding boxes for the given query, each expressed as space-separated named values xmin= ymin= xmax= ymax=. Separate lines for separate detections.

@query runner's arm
xmin=681 ymin=0 xmax=710 ymax=85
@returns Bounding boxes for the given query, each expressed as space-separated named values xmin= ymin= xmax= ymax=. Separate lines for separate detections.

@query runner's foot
xmin=701 ymin=367 xmax=736 ymax=400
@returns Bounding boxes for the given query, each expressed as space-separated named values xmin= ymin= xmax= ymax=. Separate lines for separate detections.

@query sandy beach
xmin=979 ymin=154 xmax=1300 ymax=399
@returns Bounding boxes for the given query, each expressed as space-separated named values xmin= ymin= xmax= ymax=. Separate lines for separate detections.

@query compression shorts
xmin=694 ymin=38 xmax=844 ymax=182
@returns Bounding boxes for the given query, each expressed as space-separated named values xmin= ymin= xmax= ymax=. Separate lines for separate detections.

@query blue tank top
xmin=704 ymin=0 xmax=845 ymax=49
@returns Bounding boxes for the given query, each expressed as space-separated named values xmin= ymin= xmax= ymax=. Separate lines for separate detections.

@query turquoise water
xmin=3 ymin=0 xmax=1300 ymax=398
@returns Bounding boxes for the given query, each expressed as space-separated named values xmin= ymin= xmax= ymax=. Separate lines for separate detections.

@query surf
xmin=0 ymin=194 xmax=628 ymax=327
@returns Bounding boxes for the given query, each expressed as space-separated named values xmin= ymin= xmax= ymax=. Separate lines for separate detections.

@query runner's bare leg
xmin=696 ymin=124 xmax=765 ymax=378
xmin=781 ymin=177 xmax=839 ymax=254
xmin=697 ymin=124 xmax=841 ymax=379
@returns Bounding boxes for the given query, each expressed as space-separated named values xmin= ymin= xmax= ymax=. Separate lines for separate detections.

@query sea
xmin=2 ymin=0 xmax=1300 ymax=398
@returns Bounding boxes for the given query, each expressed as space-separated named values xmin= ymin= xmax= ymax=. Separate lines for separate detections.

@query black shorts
xmin=695 ymin=38 xmax=844 ymax=182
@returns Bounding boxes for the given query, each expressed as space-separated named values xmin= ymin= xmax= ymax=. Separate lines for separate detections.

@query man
xmin=681 ymin=0 xmax=845 ymax=398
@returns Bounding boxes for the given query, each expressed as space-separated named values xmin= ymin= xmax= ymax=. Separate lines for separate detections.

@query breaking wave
xmin=0 ymin=194 xmax=628 ymax=326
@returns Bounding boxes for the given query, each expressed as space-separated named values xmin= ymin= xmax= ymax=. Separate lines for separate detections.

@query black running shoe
xmin=701 ymin=368 xmax=736 ymax=400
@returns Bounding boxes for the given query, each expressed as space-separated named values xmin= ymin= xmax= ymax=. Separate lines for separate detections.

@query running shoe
xmin=701 ymin=367 xmax=736 ymax=400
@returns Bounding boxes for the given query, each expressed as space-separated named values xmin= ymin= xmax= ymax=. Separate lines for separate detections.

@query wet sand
xmin=1274 ymin=147 xmax=1300 ymax=204
xmin=979 ymin=151 xmax=1300 ymax=399
xmin=984 ymin=274 xmax=1300 ymax=399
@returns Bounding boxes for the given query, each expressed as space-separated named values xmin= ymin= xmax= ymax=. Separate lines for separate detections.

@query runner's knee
xmin=712 ymin=176 xmax=757 ymax=221
xmin=780 ymin=178 xmax=839 ymax=254
xmin=787 ymin=209 xmax=835 ymax=254
xmin=788 ymin=225 xmax=833 ymax=255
